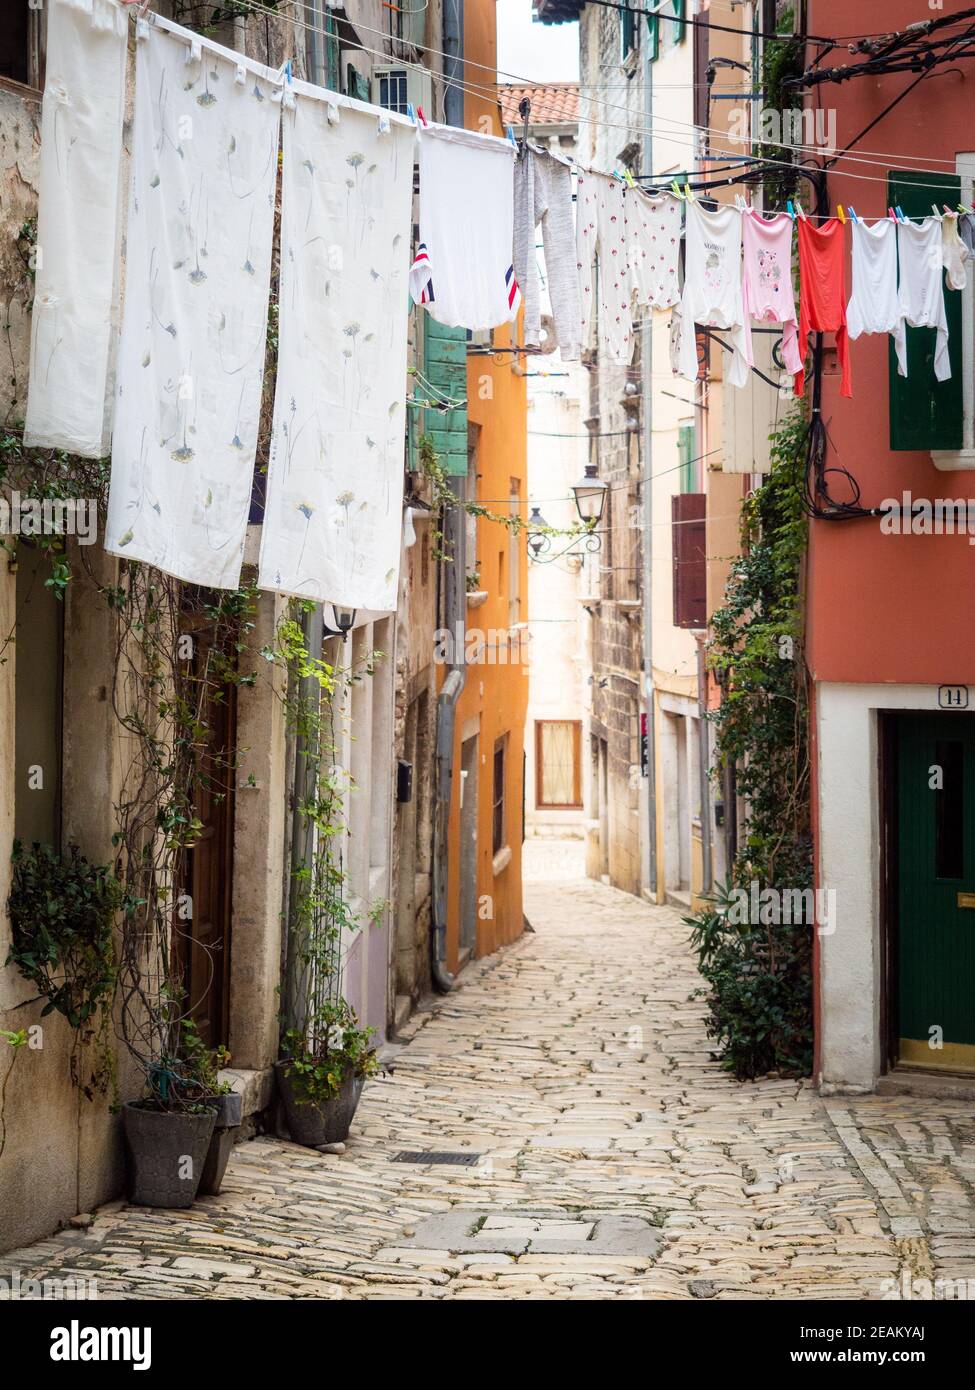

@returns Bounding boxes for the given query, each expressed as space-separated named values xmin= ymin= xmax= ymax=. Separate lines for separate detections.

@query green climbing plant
xmin=686 ymin=403 xmax=813 ymax=1079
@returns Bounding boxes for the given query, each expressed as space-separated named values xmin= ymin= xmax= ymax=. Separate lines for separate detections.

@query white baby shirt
xmin=676 ymin=201 xmax=748 ymax=388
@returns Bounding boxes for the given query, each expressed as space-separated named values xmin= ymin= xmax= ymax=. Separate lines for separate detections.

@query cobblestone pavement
xmin=3 ymin=850 xmax=973 ymax=1300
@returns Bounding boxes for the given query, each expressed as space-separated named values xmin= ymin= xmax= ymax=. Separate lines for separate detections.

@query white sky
xmin=496 ymin=0 xmax=580 ymax=84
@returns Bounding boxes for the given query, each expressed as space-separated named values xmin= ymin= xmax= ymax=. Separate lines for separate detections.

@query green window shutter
xmin=646 ymin=14 xmax=659 ymax=62
xmin=345 ymin=64 xmax=371 ymax=103
xmin=417 ymin=320 xmax=468 ymax=476
xmin=888 ymin=171 xmax=963 ymax=452
xmin=621 ymin=9 xmax=637 ymax=60
xmin=672 ymin=0 xmax=686 ymax=45
xmin=678 ymin=422 xmax=696 ymax=491
xmin=324 ymin=12 xmax=339 ymax=93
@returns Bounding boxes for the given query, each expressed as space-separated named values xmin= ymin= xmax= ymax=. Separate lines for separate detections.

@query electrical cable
xmin=172 ymin=0 xmax=975 ymax=190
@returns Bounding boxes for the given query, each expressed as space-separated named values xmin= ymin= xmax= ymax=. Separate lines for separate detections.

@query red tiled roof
xmin=499 ymin=83 xmax=579 ymax=129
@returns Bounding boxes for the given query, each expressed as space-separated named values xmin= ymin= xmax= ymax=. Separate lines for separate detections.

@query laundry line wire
xmin=189 ymin=0 xmax=975 ymax=188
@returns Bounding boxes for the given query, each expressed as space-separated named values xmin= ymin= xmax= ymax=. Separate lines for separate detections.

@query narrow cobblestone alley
xmin=3 ymin=848 xmax=973 ymax=1301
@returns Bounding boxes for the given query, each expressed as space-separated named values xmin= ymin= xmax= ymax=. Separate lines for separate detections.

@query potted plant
xmin=179 ymin=1020 xmax=241 ymax=1197
xmin=122 ymin=1074 xmax=216 ymax=1209
xmin=276 ymin=1000 xmax=378 ymax=1148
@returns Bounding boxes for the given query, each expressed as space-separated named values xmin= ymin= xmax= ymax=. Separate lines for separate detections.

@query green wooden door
xmin=897 ymin=712 xmax=975 ymax=1070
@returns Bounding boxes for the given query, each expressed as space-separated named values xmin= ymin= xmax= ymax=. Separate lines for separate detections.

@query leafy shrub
xmin=686 ymin=877 xmax=813 ymax=1080
xmin=7 ymin=841 xmax=122 ymax=1028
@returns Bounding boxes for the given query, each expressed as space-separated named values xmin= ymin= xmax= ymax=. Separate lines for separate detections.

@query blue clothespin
xmin=506 ymin=124 xmax=517 ymax=147
xmin=896 ymin=205 xmax=905 ymax=223
xmin=407 ymin=103 xmax=416 ymax=124
xmin=787 ymin=200 xmax=796 ymax=221
xmin=847 ymin=205 xmax=859 ymax=223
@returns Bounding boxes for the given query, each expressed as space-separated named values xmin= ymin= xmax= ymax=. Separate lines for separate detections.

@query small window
xmin=646 ymin=1 xmax=685 ymax=61
xmin=536 ymin=721 xmax=582 ymax=809
xmin=377 ymin=68 xmax=409 ymax=115
xmin=492 ymin=738 xmax=507 ymax=855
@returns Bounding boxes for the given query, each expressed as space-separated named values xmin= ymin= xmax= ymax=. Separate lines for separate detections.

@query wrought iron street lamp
xmin=571 ymin=464 xmax=608 ymax=526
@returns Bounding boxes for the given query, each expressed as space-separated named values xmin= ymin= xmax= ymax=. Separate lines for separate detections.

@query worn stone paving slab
xmin=1 ymin=854 xmax=973 ymax=1299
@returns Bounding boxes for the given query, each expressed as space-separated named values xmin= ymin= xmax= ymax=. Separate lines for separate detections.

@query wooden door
xmin=175 ymin=622 xmax=236 ymax=1050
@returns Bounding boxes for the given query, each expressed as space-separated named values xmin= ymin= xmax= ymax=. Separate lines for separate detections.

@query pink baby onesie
xmin=741 ymin=209 xmax=802 ymax=377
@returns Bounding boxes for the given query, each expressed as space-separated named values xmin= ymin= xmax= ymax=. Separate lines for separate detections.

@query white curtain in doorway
xmin=105 ymin=25 xmax=279 ymax=587
xmin=23 ymin=0 xmax=127 ymax=458
xmin=258 ymin=86 xmax=415 ymax=611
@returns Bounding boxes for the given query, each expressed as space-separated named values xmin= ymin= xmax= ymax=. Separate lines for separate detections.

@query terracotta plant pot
xmin=198 ymin=1092 xmax=243 ymax=1197
xmin=275 ymin=1061 xmax=365 ymax=1148
xmin=122 ymin=1102 xmax=216 ymax=1208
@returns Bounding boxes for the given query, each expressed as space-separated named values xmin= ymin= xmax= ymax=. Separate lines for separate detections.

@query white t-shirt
xmin=846 ymin=218 xmax=899 ymax=339
xmin=893 ymin=217 xmax=951 ymax=381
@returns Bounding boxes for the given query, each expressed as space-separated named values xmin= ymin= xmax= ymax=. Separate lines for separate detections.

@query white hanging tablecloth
xmin=105 ymin=23 xmax=280 ymax=587
xmin=24 ymin=0 xmax=128 ymax=458
xmin=258 ymin=84 xmax=415 ymax=611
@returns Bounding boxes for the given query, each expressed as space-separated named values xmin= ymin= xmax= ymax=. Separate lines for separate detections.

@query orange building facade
xmin=441 ymin=0 xmax=528 ymax=972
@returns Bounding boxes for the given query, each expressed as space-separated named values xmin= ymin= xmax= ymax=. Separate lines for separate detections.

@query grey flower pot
xmin=122 ymin=1102 xmax=216 ymax=1209
xmin=275 ymin=1061 xmax=365 ymax=1148
xmin=197 ymin=1092 xmax=243 ymax=1196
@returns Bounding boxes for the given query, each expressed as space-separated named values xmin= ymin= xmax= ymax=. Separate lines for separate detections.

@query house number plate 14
xmin=938 ymin=685 xmax=969 ymax=710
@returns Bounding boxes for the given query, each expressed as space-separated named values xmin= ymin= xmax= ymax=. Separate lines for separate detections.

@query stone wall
xmin=578 ymin=9 xmax=645 ymax=897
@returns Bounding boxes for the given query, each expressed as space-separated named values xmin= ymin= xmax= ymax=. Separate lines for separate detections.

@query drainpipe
xmin=442 ymin=0 xmax=464 ymax=126
xmin=697 ymin=642 xmax=713 ymax=896
xmin=641 ymin=36 xmax=658 ymax=899
xmin=431 ymin=474 xmax=466 ymax=992
xmin=429 ymin=0 xmax=466 ymax=992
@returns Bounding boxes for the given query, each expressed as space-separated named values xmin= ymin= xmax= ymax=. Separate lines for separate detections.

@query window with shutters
xmin=536 ymin=721 xmax=582 ymax=809
xmin=411 ymin=320 xmax=468 ymax=475
xmin=620 ymin=8 xmax=638 ymax=62
xmin=887 ymin=170 xmax=964 ymax=454
xmin=646 ymin=1 xmax=686 ymax=60
xmin=672 ymin=492 xmax=706 ymax=629
xmin=492 ymin=737 xmax=507 ymax=855
xmin=678 ymin=420 xmax=697 ymax=491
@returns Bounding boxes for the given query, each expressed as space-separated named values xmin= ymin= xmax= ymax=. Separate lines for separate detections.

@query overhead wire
xmin=183 ymin=0 xmax=975 ymax=192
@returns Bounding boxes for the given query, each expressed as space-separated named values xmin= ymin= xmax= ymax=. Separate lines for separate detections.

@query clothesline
xmin=200 ymin=0 xmax=975 ymax=191
xmin=28 ymin=0 xmax=965 ymax=618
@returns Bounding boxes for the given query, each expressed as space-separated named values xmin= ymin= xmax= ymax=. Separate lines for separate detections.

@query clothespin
xmin=234 ymin=62 xmax=247 ymax=86
xmin=896 ymin=205 xmax=905 ymax=223
xmin=506 ymin=125 xmax=518 ymax=148
xmin=416 ymin=106 xmax=428 ymax=126
xmin=943 ymin=204 xmax=955 ymax=216
xmin=888 ymin=207 xmax=897 ymax=222
xmin=623 ymin=169 xmax=636 ymax=188
xmin=847 ymin=206 xmax=858 ymax=223
xmin=837 ymin=205 xmax=846 ymax=224
xmin=671 ymin=180 xmax=684 ymax=200
xmin=787 ymin=200 xmax=796 ymax=221
xmin=684 ymin=182 xmax=695 ymax=202
xmin=933 ymin=204 xmax=942 ymax=218
xmin=186 ymin=37 xmax=202 ymax=65
xmin=795 ymin=199 xmax=806 ymax=221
